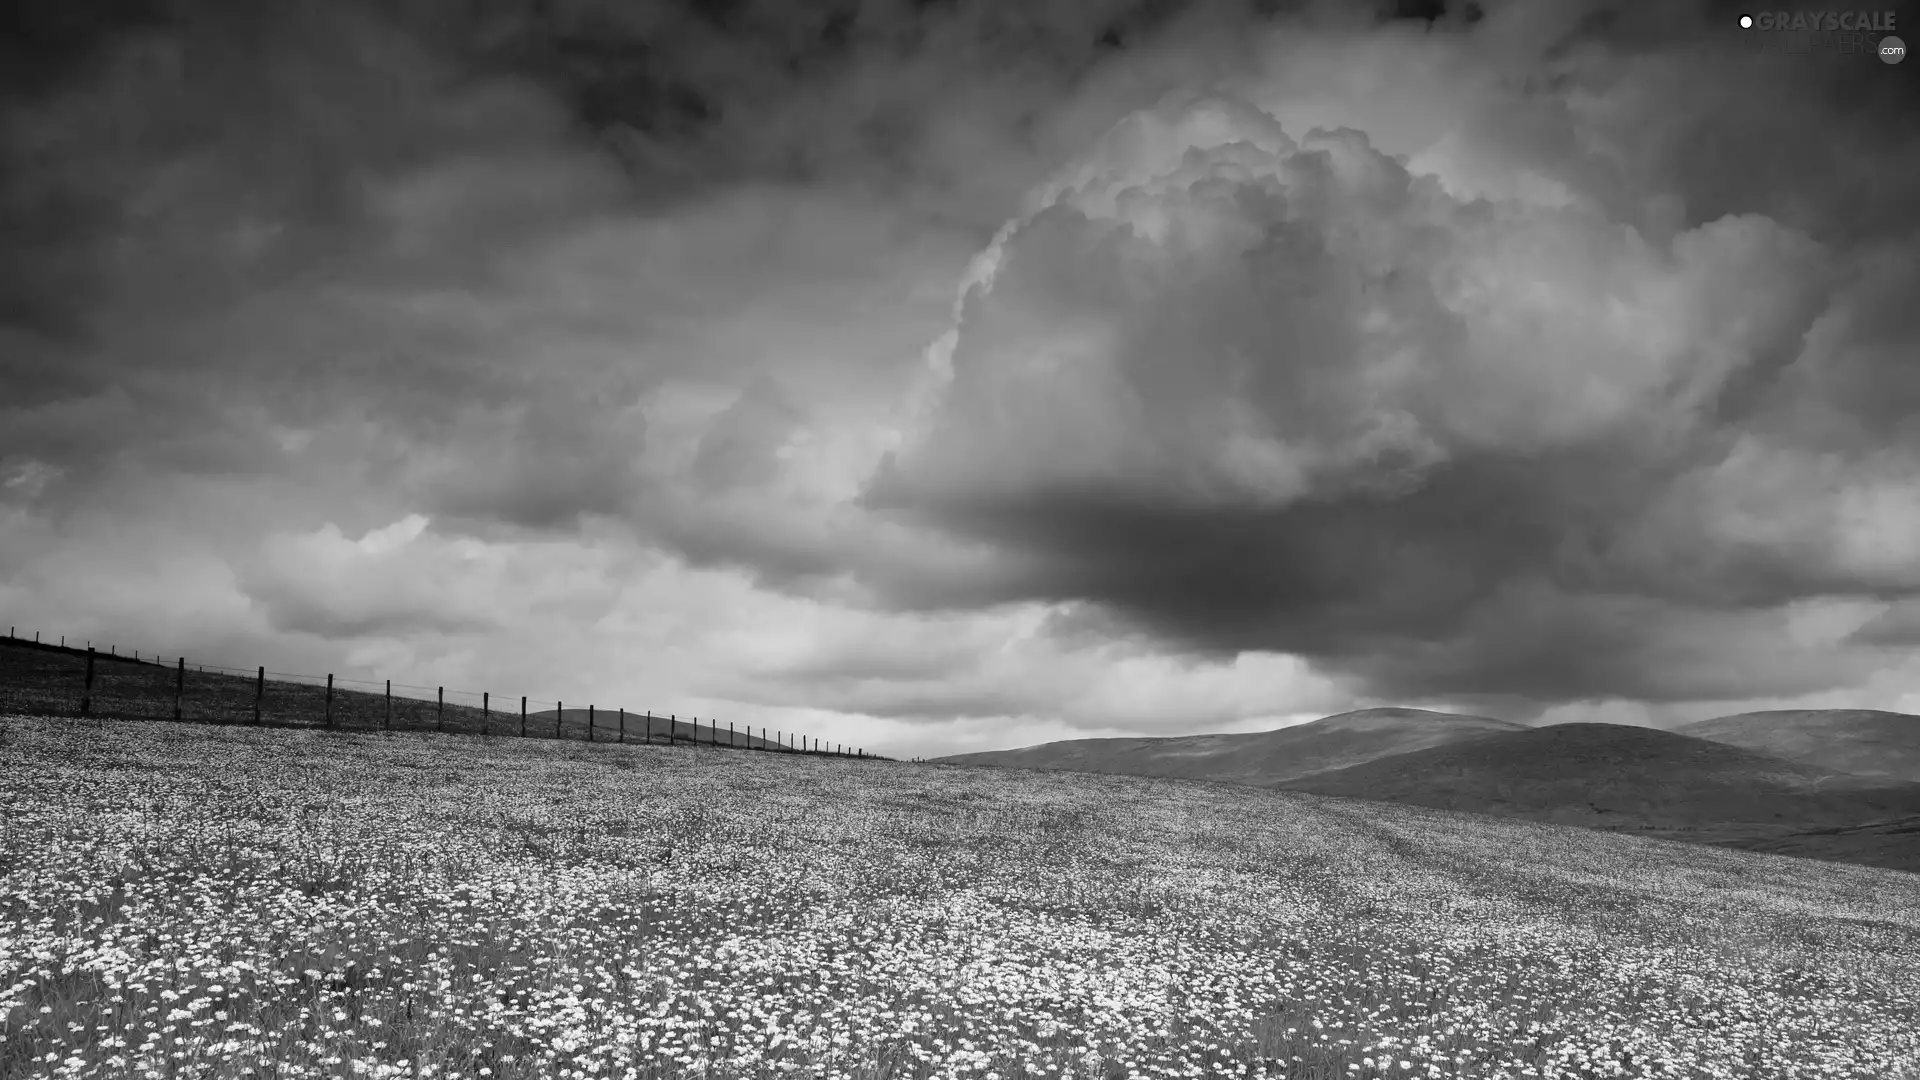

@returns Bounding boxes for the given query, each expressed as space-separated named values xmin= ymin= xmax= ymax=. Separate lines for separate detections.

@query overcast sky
xmin=3 ymin=0 xmax=1918 ymax=760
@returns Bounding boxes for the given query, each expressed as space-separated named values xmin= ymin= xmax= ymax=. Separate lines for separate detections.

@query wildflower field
xmin=2 ymin=715 xmax=1917 ymax=1080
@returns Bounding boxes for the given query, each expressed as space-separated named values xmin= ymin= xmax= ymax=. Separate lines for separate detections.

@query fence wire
xmin=0 ymin=629 xmax=887 ymax=760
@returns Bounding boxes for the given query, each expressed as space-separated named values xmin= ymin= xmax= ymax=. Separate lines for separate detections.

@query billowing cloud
xmin=4 ymin=0 xmax=1918 ymax=757
xmin=861 ymin=6 xmax=1920 ymax=715
xmin=241 ymin=515 xmax=509 ymax=637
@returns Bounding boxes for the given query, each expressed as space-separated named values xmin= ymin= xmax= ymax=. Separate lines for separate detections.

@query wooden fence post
xmin=645 ymin=711 xmax=652 ymax=745
xmin=619 ymin=707 xmax=625 ymax=743
xmin=521 ymin=696 xmax=527 ymax=737
xmin=589 ymin=704 xmax=595 ymax=743
xmin=254 ymin=666 xmax=264 ymax=725
xmin=385 ymin=680 xmax=391 ymax=730
xmin=483 ymin=692 xmax=490 ymax=737
xmin=174 ymin=657 xmax=184 ymax=721
xmin=80 ymin=646 xmax=95 ymax=716
xmin=325 ymin=674 xmax=333 ymax=728
xmin=557 ymin=700 xmax=563 ymax=740
xmin=730 ymin=721 xmax=735 ymax=749
xmin=669 ymin=714 xmax=675 ymax=747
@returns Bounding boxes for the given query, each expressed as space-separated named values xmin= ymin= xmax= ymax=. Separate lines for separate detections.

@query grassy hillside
xmin=2 ymin=712 xmax=1917 ymax=1079
xmin=1675 ymin=708 xmax=1920 ymax=783
xmin=1274 ymin=722 xmax=1920 ymax=872
xmin=932 ymin=708 xmax=1526 ymax=785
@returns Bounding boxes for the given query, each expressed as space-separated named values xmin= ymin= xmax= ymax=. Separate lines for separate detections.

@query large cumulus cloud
xmin=863 ymin=21 xmax=1920 ymax=713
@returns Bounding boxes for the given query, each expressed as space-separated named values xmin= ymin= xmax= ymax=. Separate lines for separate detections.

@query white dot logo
xmin=1739 ymin=14 xmax=1754 ymax=28
xmin=1882 ymin=35 xmax=1908 ymax=63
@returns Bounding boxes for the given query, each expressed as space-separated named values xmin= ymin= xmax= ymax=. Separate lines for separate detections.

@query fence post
xmin=557 ymin=700 xmax=563 ymax=740
xmin=619 ymin=707 xmax=625 ymax=744
xmin=437 ymin=687 xmax=444 ymax=732
xmin=589 ymin=704 xmax=595 ymax=743
xmin=483 ymin=692 xmax=490 ymax=737
xmin=174 ymin=657 xmax=184 ymax=721
xmin=645 ymin=711 xmax=651 ymax=745
xmin=254 ymin=666 xmax=264 ymax=725
xmin=385 ymin=680 xmax=392 ymax=730
xmin=730 ymin=721 xmax=735 ymax=749
xmin=80 ymin=646 xmax=95 ymax=716
xmin=325 ymin=674 xmax=333 ymax=728
xmin=521 ymin=696 xmax=527 ymax=738
xmin=669 ymin=714 xmax=675 ymax=747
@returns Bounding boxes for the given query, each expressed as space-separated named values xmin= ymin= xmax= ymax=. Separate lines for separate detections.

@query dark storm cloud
xmin=1 ymin=0 xmax=1211 ymax=526
xmin=862 ymin=2 xmax=1920 ymax=710
xmin=1852 ymin=601 xmax=1920 ymax=649
xmin=7 ymin=0 xmax=1918 ymax=747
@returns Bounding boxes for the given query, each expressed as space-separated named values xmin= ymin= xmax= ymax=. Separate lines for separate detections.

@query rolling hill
xmin=931 ymin=707 xmax=1527 ymax=786
xmin=1673 ymin=709 xmax=1920 ymax=784
xmin=1271 ymin=722 xmax=1920 ymax=872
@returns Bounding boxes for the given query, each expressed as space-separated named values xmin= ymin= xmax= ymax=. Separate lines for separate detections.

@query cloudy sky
xmin=3 ymin=0 xmax=1918 ymax=759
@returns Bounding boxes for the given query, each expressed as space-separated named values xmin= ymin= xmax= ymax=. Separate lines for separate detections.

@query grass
xmin=2 ymin=714 xmax=1918 ymax=1080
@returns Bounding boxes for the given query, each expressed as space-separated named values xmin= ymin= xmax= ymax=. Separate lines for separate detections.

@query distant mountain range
xmin=930 ymin=708 xmax=1920 ymax=873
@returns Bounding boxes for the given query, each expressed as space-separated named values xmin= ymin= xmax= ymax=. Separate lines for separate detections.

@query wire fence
xmin=0 ymin=627 xmax=888 ymax=760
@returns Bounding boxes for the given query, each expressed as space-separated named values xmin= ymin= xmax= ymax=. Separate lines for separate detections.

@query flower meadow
xmin=2 ymin=715 xmax=1917 ymax=1080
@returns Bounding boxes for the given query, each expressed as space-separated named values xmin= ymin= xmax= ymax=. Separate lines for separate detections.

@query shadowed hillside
xmin=1274 ymin=722 xmax=1920 ymax=872
xmin=1675 ymin=709 xmax=1920 ymax=783
xmin=932 ymin=708 xmax=1526 ymax=785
